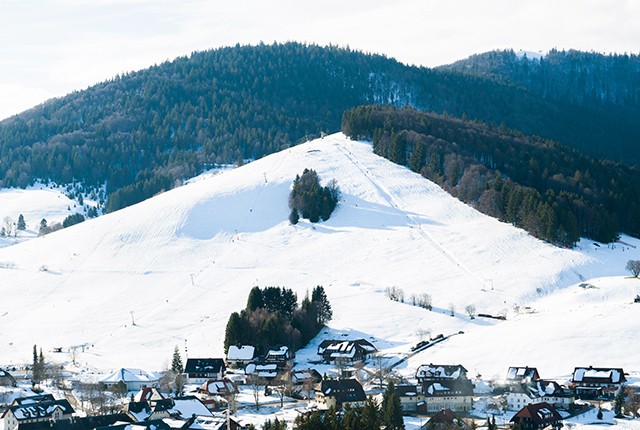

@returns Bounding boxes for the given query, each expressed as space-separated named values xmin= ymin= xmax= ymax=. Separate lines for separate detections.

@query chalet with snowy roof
xmin=95 ymin=418 xmax=173 ymax=429
xmin=132 ymin=387 xmax=165 ymax=407
xmin=2 ymin=396 xmax=74 ymax=430
xmin=420 ymin=379 xmax=474 ymax=413
xmin=244 ymin=362 xmax=280 ymax=380
xmin=226 ymin=345 xmax=255 ymax=368
xmin=423 ymin=408 xmax=470 ymax=430
xmin=571 ymin=366 xmax=626 ymax=398
xmin=416 ymin=364 xmax=468 ymax=382
xmin=168 ymin=396 xmax=213 ymax=419
xmin=0 ymin=368 xmax=16 ymax=387
xmin=196 ymin=379 xmax=238 ymax=411
xmin=317 ymin=339 xmax=377 ymax=364
xmin=100 ymin=368 xmax=160 ymax=391
xmin=315 ymin=379 xmax=367 ymax=410
xmin=507 ymin=380 xmax=574 ymax=410
xmin=184 ymin=358 xmax=225 ymax=385
xmin=289 ymin=368 xmax=322 ymax=386
xmin=264 ymin=346 xmax=294 ymax=366
xmin=506 ymin=367 xmax=540 ymax=385
xmin=12 ymin=413 xmax=133 ymax=430
xmin=510 ymin=402 xmax=563 ymax=430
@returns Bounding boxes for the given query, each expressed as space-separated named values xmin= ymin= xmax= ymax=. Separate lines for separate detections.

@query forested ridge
xmin=342 ymin=105 xmax=640 ymax=245
xmin=441 ymin=49 xmax=640 ymax=164
xmin=1 ymin=43 xmax=636 ymax=212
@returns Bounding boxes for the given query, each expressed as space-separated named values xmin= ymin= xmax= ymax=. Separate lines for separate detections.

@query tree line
xmin=2 ymin=43 xmax=638 ymax=213
xmin=342 ymin=105 xmax=640 ymax=245
xmin=224 ymin=285 xmax=332 ymax=355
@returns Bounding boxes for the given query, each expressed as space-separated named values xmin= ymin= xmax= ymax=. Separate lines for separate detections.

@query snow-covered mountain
xmin=0 ymin=133 xmax=638 ymax=380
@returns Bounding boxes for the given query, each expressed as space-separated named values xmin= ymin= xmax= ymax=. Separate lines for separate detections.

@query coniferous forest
xmin=342 ymin=105 xmax=640 ymax=245
xmin=224 ymin=286 xmax=332 ymax=355
xmin=2 ymin=43 xmax=640 ymax=213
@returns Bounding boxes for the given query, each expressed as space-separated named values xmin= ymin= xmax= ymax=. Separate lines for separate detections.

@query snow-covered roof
xmin=100 ymin=368 xmax=159 ymax=384
xmin=416 ymin=364 xmax=467 ymax=380
xmin=227 ymin=345 xmax=255 ymax=361
xmin=169 ymin=396 xmax=212 ymax=418
xmin=572 ymin=367 xmax=626 ymax=384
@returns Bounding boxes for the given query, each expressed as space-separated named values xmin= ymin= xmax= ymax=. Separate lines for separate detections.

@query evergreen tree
xmin=17 ymin=214 xmax=26 ymax=230
xmin=311 ymin=285 xmax=333 ymax=326
xmin=32 ymin=344 xmax=40 ymax=386
xmin=382 ymin=381 xmax=405 ymax=430
xmin=223 ymin=312 xmax=244 ymax=352
xmin=171 ymin=345 xmax=184 ymax=373
xmin=247 ymin=287 xmax=265 ymax=311
xmin=289 ymin=208 xmax=299 ymax=225
xmin=39 ymin=218 xmax=47 ymax=230
xmin=361 ymin=396 xmax=382 ymax=430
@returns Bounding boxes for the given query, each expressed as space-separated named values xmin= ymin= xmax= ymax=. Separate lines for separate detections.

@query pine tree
xmin=311 ymin=285 xmax=332 ymax=326
xmin=289 ymin=208 xmax=299 ymax=225
xmin=382 ymin=381 xmax=405 ymax=430
xmin=17 ymin=214 xmax=26 ymax=230
xmin=32 ymin=344 xmax=40 ymax=386
xmin=223 ymin=311 xmax=245 ymax=352
xmin=39 ymin=218 xmax=47 ymax=230
xmin=171 ymin=346 xmax=184 ymax=373
xmin=361 ymin=396 xmax=382 ymax=430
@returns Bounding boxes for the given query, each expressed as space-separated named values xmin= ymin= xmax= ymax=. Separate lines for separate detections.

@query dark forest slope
xmin=343 ymin=105 xmax=640 ymax=244
xmin=0 ymin=43 xmax=636 ymax=212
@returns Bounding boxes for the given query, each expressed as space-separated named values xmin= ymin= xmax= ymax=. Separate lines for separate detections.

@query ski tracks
xmin=337 ymin=142 xmax=483 ymax=287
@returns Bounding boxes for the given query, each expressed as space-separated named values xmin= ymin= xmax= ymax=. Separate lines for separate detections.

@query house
xmin=506 ymin=367 xmax=540 ymax=385
xmin=95 ymin=419 xmax=173 ymax=429
xmin=264 ymin=346 xmax=294 ymax=366
xmin=571 ymin=366 xmax=626 ymax=398
xmin=395 ymin=384 xmax=422 ymax=413
xmin=317 ymin=339 xmax=377 ymax=364
xmin=185 ymin=414 xmax=242 ymax=430
xmin=416 ymin=364 xmax=468 ymax=382
xmin=132 ymin=387 xmax=165 ymax=407
xmin=289 ymin=369 xmax=322 ymax=386
xmin=196 ymin=379 xmax=238 ymax=411
xmin=0 ymin=369 xmax=17 ymax=387
xmin=315 ymin=379 xmax=367 ymax=410
xmin=423 ymin=408 xmax=470 ymax=430
xmin=2 ymin=396 xmax=74 ymax=430
xmin=184 ymin=359 xmax=226 ymax=385
xmin=244 ymin=362 xmax=280 ymax=380
xmin=226 ymin=345 xmax=255 ymax=368
xmin=167 ymin=396 xmax=213 ymax=419
xmin=10 ymin=413 xmax=133 ymax=430
xmin=510 ymin=402 xmax=563 ymax=430
xmin=100 ymin=368 xmax=160 ymax=391
xmin=420 ymin=379 xmax=474 ymax=413
xmin=507 ymin=380 xmax=574 ymax=410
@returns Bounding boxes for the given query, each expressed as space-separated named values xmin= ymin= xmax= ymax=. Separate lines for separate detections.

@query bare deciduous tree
xmin=626 ymin=260 xmax=640 ymax=277
xmin=465 ymin=304 xmax=476 ymax=319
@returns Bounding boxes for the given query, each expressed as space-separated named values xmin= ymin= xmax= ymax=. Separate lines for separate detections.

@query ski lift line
xmin=238 ymin=147 xmax=289 ymax=234
xmin=337 ymin=144 xmax=483 ymax=287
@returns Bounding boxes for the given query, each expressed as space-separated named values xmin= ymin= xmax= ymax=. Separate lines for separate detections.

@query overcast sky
xmin=1 ymin=0 xmax=638 ymax=121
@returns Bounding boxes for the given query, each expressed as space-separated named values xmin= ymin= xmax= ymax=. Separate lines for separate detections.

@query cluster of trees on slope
xmin=289 ymin=169 xmax=340 ymax=223
xmin=441 ymin=49 xmax=640 ymax=165
xmin=1 ymin=43 xmax=633 ymax=213
xmin=290 ymin=382 xmax=405 ymax=430
xmin=342 ymin=105 xmax=640 ymax=245
xmin=224 ymin=285 xmax=332 ymax=355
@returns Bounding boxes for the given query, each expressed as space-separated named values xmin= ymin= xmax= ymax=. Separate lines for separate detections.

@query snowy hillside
xmin=0 ymin=133 xmax=638 ymax=380
xmin=0 ymin=184 xmax=98 ymax=249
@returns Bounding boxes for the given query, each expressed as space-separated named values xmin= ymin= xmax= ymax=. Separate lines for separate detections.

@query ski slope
xmin=0 ymin=133 xmax=638 ymax=380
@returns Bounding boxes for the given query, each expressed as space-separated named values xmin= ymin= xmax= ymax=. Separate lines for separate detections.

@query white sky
xmin=0 ymin=0 xmax=639 ymax=121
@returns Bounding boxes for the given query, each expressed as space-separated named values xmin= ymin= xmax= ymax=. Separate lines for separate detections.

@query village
xmin=1 ymin=335 xmax=637 ymax=430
